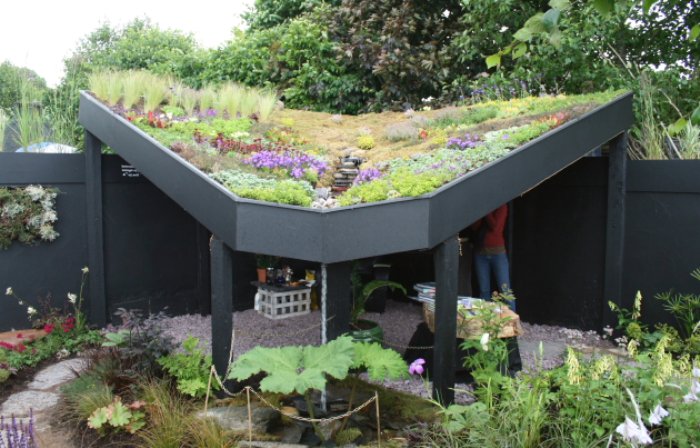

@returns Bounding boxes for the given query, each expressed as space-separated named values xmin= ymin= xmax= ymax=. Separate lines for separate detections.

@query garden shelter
xmin=78 ymin=92 xmax=633 ymax=404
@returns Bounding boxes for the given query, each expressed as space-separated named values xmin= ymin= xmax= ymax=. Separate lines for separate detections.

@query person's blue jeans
xmin=474 ymin=252 xmax=514 ymax=311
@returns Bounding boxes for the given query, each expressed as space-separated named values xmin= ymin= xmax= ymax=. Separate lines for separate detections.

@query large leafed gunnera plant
xmin=229 ymin=335 xmax=408 ymax=441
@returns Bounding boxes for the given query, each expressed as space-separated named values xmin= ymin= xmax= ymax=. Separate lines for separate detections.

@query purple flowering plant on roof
xmin=354 ymin=168 xmax=383 ymax=185
xmin=447 ymin=133 xmax=482 ymax=150
xmin=245 ymin=150 xmax=328 ymax=182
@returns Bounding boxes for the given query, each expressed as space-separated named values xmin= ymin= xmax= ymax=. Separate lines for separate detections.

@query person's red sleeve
xmin=485 ymin=204 xmax=508 ymax=234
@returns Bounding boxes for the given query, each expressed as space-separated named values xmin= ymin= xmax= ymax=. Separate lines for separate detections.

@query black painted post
xmin=210 ymin=236 xmax=233 ymax=383
xmin=325 ymin=262 xmax=352 ymax=341
xmin=196 ymin=223 xmax=212 ymax=316
xmin=85 ymin=131 xmax=107 ymax=327
xmin=603 ymin=133 xmax=628 ymax=330
xmin=432 ymin=235 xmax=460 ymax=405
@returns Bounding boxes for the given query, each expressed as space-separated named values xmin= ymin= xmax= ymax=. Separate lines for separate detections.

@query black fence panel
xmin=622 ymin=161 xmax=700 ymax=328
xmin=0 ymin=154 xmax=87 ymax=331
xmin=0 ymin=153 xmax=207 ymax=331
xmin=512 ymin=158 xmax=609 ymax=330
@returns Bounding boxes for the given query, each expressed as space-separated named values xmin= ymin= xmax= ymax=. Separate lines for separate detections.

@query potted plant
xmin=349 ymin=265 xmax=406 ymax=343
xmin=255 ymin=254 xmax=279 ymax=283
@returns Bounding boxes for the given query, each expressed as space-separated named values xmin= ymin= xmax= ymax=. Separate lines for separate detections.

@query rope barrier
xmin=207 ymin=365 xmax=379 ymax=425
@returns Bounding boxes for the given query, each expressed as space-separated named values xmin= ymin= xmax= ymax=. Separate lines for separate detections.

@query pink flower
xmin=409 ymin=358 xmax=426 ymax=376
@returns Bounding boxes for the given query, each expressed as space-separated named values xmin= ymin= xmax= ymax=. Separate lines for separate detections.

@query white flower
xmin=615 ymin=417 xmax=653 ymax=446
xmin=683 ymin=391 xmax=698 ymax=403
xmin=648 ymin=404 xmax=669 ymax=426
xmin=67 ymin=293 xmax=77 ymax=304
xmin=82 ymin=266 xmax=89 ymax=274
xmin=39 ymin=225 xmax=59 ymax=241
xmin=499 ymin=25 xmax=509 ymax=33
xmin=692 ymin=367 xmax=700 ymax=379
xmin=480 ymin=333 xmax=490 ymax=351
xmin=683 ymin=379 xmax=700 ymax=403
xmin=27 ymin=306 xmax=37 ymax=317
xmin=24 ymin=185 xmax=45 ymax=201
xmin=5 ymin=287 xmax=12 ymax=296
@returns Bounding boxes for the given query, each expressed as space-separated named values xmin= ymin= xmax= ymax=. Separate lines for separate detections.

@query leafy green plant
xmin=654 ymin=268 xmax=700 ymax=353
xmin=676 ymin=123 xmax=700 ymax=159
xmin=351 ymin=279 xmax=406 ymax=324
xmin=88 ymin=397 xmax=146 ymax=434
xmin=230 ymin=336 xmax=407 ymax=441
xmin=157 ymin=336 xmax=217 ymax=398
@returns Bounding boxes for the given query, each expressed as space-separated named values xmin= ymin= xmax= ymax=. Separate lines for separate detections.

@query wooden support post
xmin=432 ymin=235 xmax=460 ymax=405
xmin=85 ymin=131 xmax=107 ymax=327
xmin=325 ymin=262 xmax=352 ymax=341
xmin=603 ymin=132 xmax=628 ymax=330
xmin=210 ymin=236 xmax=234 ymax=385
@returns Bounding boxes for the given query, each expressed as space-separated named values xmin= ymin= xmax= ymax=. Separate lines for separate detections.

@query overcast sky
xmin=1 ymin=0 xmax=254 ymax=87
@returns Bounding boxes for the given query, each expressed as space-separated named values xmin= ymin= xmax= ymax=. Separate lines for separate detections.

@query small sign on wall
xmin=121 ymin=164 xmax=141 ymax=178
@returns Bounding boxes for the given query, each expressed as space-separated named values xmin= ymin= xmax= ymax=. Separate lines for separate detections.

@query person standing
xmin=471 ymin=204 xmax=514 ymax=310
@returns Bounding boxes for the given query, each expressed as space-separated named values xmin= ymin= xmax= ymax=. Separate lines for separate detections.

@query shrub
xmin=102 ymin=308 xmax=176 ymax=378
xmin=157 ymin=336 xmax=217 ymax=398
xmin=0 ymin=185 xmax=59 ymax=249
xmin=357 ymin=134 xmax=375 ymax=150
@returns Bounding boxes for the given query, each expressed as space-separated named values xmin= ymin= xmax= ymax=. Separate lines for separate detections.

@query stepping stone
xmin=0 ymin=390 xmax=59 ymax=416
xmin=28 ymin=359 xmax=87 ymax=391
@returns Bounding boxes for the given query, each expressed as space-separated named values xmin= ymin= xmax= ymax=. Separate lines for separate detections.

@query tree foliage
xmin=328 ymin=0 xmax=463 ymax=110
xmin=243 ymin=0 xmax=341 ymax=30
xmin=0 ymin=61 xmax=46 ymax=112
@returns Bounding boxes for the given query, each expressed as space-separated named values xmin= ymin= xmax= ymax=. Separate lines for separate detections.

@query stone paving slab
xmin=27 ymin=358 xmax=87 ymax=391
xmin=0 ymin=390 xmax=59 ymax=416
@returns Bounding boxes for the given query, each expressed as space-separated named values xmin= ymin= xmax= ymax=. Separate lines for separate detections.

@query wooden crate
xmin=423 ymin=302 xmax=523 ymax=339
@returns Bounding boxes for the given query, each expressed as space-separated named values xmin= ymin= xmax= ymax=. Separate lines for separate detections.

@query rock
xmin=1 ymin=391 xmax=59 ymax=416
xmin=197 ymin=405 xmax=280 ymax=433
xmin=28 ymin=358 xmax=87 ymax=390
xmin=340 ymin=147 xmax=359 ymax=157
xmin=279 ymin=422 xmax=304 ymax=443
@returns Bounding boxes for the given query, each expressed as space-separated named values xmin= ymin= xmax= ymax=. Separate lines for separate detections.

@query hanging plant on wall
xmin=0 ymin=185 xmax=59 ymax=249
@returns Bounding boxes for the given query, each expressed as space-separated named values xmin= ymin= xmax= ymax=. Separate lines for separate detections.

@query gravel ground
xmin=159 ymin=299 xmax=614 ymax=403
